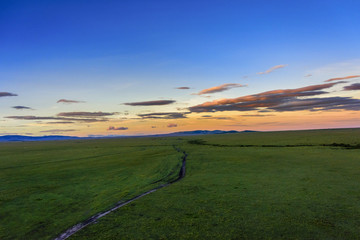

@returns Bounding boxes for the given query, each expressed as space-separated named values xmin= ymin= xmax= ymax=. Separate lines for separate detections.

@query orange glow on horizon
xmin=16 ymin=109 xmax=358 ymax=137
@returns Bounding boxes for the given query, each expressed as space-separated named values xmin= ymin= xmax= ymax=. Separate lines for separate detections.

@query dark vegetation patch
xmin=188 ymin=139 xmax=360 ymax=149
xmin=323 ymin=143 xmax=360 ymax=149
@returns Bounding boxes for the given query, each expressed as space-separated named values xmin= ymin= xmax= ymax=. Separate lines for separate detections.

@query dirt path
xmin=54 ymin=146 xmax=187 ymax=240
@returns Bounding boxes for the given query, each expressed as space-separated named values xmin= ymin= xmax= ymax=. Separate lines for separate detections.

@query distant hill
xmin=0 ymin=130 xmax=256 ymax=142
xmin=0 ymin=135 xmax=79 ymax=142
xmin=153 ymin=130 xmax=240 ymax=137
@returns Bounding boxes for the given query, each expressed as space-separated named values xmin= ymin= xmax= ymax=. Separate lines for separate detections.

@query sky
xmin=1 ymin=0 xmax=360 ymax=137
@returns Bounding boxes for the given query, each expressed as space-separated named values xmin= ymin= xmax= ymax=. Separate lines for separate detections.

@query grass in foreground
xmin=72 ymin=128 xmax=360 ymax=239
xmin=0 ymin=138 xmax=183 ymax=239
xmin=1 ymin=128 xmax=360 ymax=239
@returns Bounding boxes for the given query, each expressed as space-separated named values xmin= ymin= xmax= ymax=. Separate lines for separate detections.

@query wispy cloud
xmin=240 ymin=114 xmax=275 ymax=117
xmin=271 ymin=97 xmax=360 ymax=112
xmin=124 ymin=100 xmax=176 ymax=106
xmin=257 ymin=65 xmax=287 ymax=74
xmin=304 ymin=74 xmax=312 ymax=77
xmin=5 ymin=115 xmax=109 ymax=123
xmin=189 ymin=81 xmax=359 ymax=112
xmin=12 ymin=106 xmax=33 ymax=110
xmin=196 ymin=83 xmax=246 ymax=95
xmin=40 ymin=129 xmax=76 ymax=133
xmin=6 ymin=116 xmax=65 ymax=120
xmin=45 ymin=121 xmax=75 ymax=124
xmin=57 ymin=112 xmax=116 ymax=118
xmin=167 ymin=123 xmax=177 ymax=128
xmin=0 ymin=92 xmax=17 ymax=97
xmin=176 ymin=87 xmax=190 ymax=90
xmin=343 ymin=83 xmax=360 ymax=91
xmin=325 ymin=75 xmax=360 ymax=82
xmin=0 ymin=132 xmax=29 ymax=135
xmin=138 ymin=112 xmax=188 ymax=119
xmin=57 ymin=99 xmax=85 ymax=104
xmin=199 ymin=115 xmax=233 ymax=120
xmin=108 ymin=126 xmax=128 ymax=130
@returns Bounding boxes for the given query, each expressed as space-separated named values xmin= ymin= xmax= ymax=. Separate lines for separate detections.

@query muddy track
xmin=54 ymin=146 xmax=187 ymax=240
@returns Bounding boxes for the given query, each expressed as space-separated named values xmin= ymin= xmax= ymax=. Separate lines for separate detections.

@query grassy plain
xmin=0 ymin=138 xmax=183 ymax=239
xmin=73 ymin=128 xmax=360 ymax=239
xmin=1 ymin=128 xmax=360 ymax=239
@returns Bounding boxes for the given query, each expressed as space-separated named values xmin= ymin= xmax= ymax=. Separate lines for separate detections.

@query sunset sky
xmin=1 ymin=0 xmax=360 ymax=137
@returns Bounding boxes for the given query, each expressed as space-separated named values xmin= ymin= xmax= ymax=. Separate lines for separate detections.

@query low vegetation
xmin=1 ymin=128 xmax=360 ymax=239
xmin=0 ymin=138 xmax=183 ymax=239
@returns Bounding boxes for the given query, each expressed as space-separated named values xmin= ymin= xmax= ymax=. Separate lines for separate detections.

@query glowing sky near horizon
xmin=1 ymin=0 xmax=360 ymax=136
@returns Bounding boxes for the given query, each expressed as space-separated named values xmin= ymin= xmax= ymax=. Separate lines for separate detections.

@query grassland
xmin=1 ymin=128 xmax=360 ymax=239
xmin=73 ymin=129 xmax=360 ymax=239
xmin=0 ymin=138 xmax=183 ymax=239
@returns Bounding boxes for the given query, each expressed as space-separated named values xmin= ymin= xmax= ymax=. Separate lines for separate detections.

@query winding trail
xmin=54 ymin=146 xmax=187 ymax=240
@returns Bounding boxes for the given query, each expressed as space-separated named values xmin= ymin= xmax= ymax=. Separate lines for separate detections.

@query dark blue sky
xmin=2 ymin=0 xmax=360 ymax=65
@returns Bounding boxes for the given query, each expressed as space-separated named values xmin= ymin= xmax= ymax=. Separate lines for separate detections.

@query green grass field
xmin=0 ymin=138 xmax=183 ymax=239
xmin=1 ymin=129 xmax=360 ymax=239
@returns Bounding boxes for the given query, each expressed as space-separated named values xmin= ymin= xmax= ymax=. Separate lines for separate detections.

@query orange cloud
xmin=193 ymin=82 xmax=343 ymax=108
xmin=196 ymin=83 xmax=246 ymax=95
xmin=189 ymin=81 xmax=358 ymax=112
xmin=167 ymin=123 xmax=177 ymax=128
xmin=325 ymin=75 xmax=360 ymax=82
xmin=257 ymin=65 xmax=287 ymax=74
